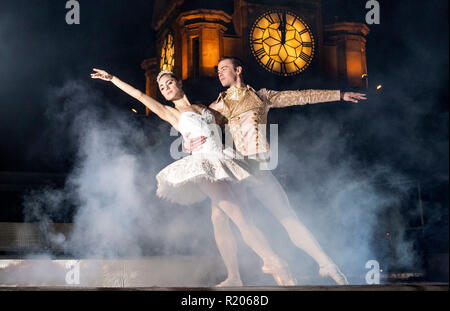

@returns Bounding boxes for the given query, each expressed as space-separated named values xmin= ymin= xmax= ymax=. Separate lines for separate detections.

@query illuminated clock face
xmin=249 ymin=9 xmax=315 ymax=76
xmin=160 ymin=33 xmax=175 ymax=71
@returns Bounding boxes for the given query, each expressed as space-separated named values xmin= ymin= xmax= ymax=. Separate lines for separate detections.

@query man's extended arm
xmin=259 ymin=88 xmax=341 ymax=108
xmin=258 ymin=89 xmax=366 ymax=108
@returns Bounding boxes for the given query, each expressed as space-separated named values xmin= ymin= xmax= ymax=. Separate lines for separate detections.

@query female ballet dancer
xmin=90 ymin=68 xmax=296 ymax=286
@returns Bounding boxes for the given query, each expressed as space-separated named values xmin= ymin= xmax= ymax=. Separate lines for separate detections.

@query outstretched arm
xmin=90 ymin=68 xmax=178 ymax=127
xmin=258 ymin=89 xmax=366 ymax=108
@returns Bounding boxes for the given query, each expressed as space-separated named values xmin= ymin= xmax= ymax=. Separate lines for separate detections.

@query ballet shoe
xmin=216 ymin=276 xmax=243 ymax=287
xmin=319 ymin=264 xmax=349 ymax=285
xmin=261 ymin=259 xmax=297 ymax=286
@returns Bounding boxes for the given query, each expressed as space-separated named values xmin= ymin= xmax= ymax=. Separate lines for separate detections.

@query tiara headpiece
xmin=156 ymin=70 xmax=175 ymax=83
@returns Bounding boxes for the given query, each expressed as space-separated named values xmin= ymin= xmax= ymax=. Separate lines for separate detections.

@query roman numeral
xmin=275 ymin=12 xmax=281 ymax=21
xmin=298 ymin=29 xmax=308 ymax=35
xmin=255 ymin=48 xmax=265 ymax=59
xmin=302 ymin=41 xmax=312 ymax=47
xmin=299 ymin=52 xmax=310 ymax=62
xmin=289 ymin=17 xmax=297 ymax=26
xmin=250 ymin=37 xmax=263 ymax=45
xmin=266 ymin=58 xmax=275 ymax=71
xmin=265 ymin=14 xmax=275 ymax=24
xmin=281 ymin=62 xmax=287 ymax=74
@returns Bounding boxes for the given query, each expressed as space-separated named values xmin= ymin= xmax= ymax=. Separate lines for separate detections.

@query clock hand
xmin=281 ymin=12 xmax=286 ymax=44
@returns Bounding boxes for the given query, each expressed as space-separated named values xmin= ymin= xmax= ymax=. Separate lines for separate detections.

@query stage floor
xmin=0 ymin=259 xmax=447 ymax=290
xmin=0 ymin=283 xmax=448 ymax=291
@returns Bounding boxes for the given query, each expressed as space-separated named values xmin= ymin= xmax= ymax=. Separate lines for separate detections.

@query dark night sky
xmin=0 ymin=1 xmax=447 ymax=276
xmin=1 ymin=0 xmax=155 ymax=172
xmin=0 ymin=0 xmax=448 ymax=181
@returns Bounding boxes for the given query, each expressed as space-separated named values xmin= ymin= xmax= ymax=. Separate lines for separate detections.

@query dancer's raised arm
xmin=90 ymin=68 xmax=178 ymax=127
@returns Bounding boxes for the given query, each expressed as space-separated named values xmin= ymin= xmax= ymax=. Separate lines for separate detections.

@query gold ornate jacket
xmin=209 ymin=85 xmax=341 ymax=157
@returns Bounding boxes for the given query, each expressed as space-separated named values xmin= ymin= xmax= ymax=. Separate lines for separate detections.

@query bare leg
xmin=210 ymin=204 xmax=242 ymax=287
xmin=247 ymin=170 xmax=348 ymax=285
xmin=199 ymin=180 xmax=295 ymax=286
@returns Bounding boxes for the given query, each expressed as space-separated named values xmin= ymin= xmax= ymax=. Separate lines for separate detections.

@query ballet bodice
xmin=178 ymin=109 xmax=222 ymax=154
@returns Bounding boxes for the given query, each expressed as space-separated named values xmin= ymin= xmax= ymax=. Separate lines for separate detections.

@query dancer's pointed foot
xmin=262 ymin=259 xmax=297 ymax=286
xmin=319 ymin=264 xmax=349 ymax=285
xmin=216 ymin=276 xmax=243 ymax=287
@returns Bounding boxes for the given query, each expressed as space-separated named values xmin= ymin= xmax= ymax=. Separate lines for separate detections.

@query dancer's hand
xmin=91 ymin=68 xmax=113 ymax=81
xmin=341 ymin=92 xmax=367 ymax=103
xmin=183 ymin=132 xmax=206 ymax=153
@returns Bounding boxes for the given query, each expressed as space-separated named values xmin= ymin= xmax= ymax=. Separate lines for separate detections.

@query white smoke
xmin=246 ymin=105 xmax=422 ymax=284
xmin=20 ymin=79 xmax=424 ymax=286
xmin=23 ymin=80 xmax=218 ymax=265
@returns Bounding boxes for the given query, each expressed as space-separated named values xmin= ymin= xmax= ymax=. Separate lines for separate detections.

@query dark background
xmin=0 ymin=0 xmax=447 ymax=175
xmin=1 ymin=0 xmax=154 ymax=172
xmin=0 ymin=1 xmax=448 ymax=279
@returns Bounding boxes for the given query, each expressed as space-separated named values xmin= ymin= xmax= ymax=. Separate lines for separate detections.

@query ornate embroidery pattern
xmin=264 ymin=89 xmax=341 ymax=108
xmin=214 ymin=86 xmax=339 ymax=156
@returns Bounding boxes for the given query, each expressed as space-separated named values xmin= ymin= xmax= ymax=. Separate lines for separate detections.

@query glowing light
xmin=361 ymin=73 xmax=368 ymax=78
xmin=250 ymin=9 xmax=314 ymax=76
xmin=380 ymin=269 xmax=383 ymax=272
xmin=386 ymin=232 xmax=390 ymax=236
xmin=131 ymin=109 xmax=138 ymax=114
xmin=376 ymin=84 xmax=382 ymax=90
xmin=160 ymin=33 xmax=175 ymax=71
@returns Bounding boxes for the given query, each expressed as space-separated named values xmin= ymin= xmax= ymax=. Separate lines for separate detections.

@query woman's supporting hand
xmin=90 ymin=68 xmax=113 ymax=81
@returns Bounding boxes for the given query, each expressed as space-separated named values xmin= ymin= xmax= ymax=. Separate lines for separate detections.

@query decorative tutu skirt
xmin=156 ymin=151 xmax=253 ymax=205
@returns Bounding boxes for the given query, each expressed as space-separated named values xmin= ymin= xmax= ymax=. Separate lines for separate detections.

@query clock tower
xmin=141 ymin=0 xmax=369 ymax=114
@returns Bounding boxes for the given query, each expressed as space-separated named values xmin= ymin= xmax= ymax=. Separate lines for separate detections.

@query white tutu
xmin=155 ymin=109 xmax=254 ymax=205
xmin=156 ymin=151 xmax=252 ymax=205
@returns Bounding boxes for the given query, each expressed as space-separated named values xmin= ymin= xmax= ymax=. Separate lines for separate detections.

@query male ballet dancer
xmin=186 ymin=57 xmax=367 ymax=286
